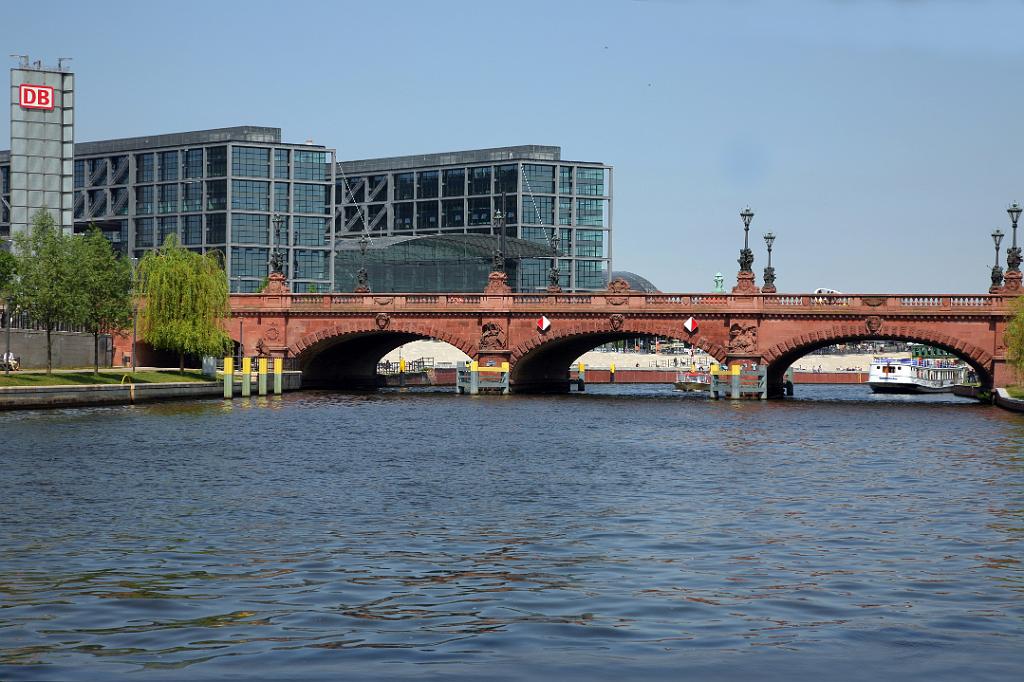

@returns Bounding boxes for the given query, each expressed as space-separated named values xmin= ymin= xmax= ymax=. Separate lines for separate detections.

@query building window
xmin=183 ymin=149 xmax=203 ymax=179
xmin=135 ymin=217 xmax=155 ymax=248
xmin=231 ymin=247 xmax=268 ymax=278
xmin=207 ymin=147 xmax=227 ymax=177
xmin=417 ymin=171 xmax=439 ymax=199
xmin=576 ymin=168 xmax=606 ymax=196
xmin=160 ymin=151 xmax=179 ymax=181
xmin=274 ymin=149 xmax=290 ymax=179
xmin=294 ymin=150 xmax=328 ymax=181
xmin=112 ymin=187 xmax=129 ymax=216
xmin=232 ymin=180 xmax=270 ymax=211
xmin=136 ymin=154 xmax=154 ymax=183
xmin=395 ymin=173 xmax=415 ymax=200
xmin=575 ymin=259 xmax=607 ymax=289
xmin=468 ymin=167 xmax=491 ymax=195
xmin=293 ymin=216 xmax=328 ymax=246
xmin=206 ymin=179 xmax=226 ymax=211
xmin=416 ymin=201 xmax=439 ymax=231
xmin=522 ymin=195 xmax=553 ymax=225
xmin=367 ymin=174 xmax=388 ymax=202
xmin=274 ymin=183 xmax=289 ymax=212
xmin=158 ymin=184 xmax=178 ymax=214
xmin=87 ymin=159 xmax=108 ymax=187
xmin=495 ymin=164 xmax=517 ymax=194
xmin=442 ymin=168 xmax=465 ymax=197
xmin=294 ymin=183 xmax=328 ymax=214
xmin=575 ymin=229 xmax=604 ymax=257
xmin=182 ymin=182 xmax=202 ymax=212
xmin=136 ymin=186 xmax=154 ymax=215
xmin=559 ymin=198 xmax=572 ymax=225
xmin=559 ymin=167 xmax=572 ymax=194
xmin=500 ymin=193 xmax=517 ymax=226
xmin=468 ymin=197 xmax=490 ymax=226
xmin=233 ymin=147 xmax=270 ymax=178
xmin=206 ymin=213 xmax=226 ymax=244
xmin=343 ymin=206 xmax=364 ymax=233
xmin=522 ymin=164 xmax=555 ymax=194
xmin=293 ymin=249 xmax=328 ymax=279
xmin=576 ymin=198 xmax=607 ymax=227
xmin=232 ymin=213 xmax=269 ymax=245
xmin=73 ymin=160 xmax=86 ymax=189
xmin=395 ymin=202 xmax=414 ymax=230
xmin=159 ymin=216 xmax=178 ymax=245
xmin=367 ymin=204 xmax=386 ymax=231
xmin=442 ymin=199 xmax=464 ymax=228
xmin=522 ymin=226 xmax=556 ymax=245
xmin=182 ymin=215 xmax=202 ymax=245
xmin=340 ymin=176 xmax=365 ymax=204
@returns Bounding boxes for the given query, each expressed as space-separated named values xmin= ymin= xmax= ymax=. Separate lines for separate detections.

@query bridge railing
xmin=228 ymin=290 xmax=1013 ymax=313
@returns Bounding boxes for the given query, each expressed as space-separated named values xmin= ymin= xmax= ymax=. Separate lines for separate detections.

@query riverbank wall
xmin=994 ymin=388 xmax=1024 ymax=413
xmin=0 ymin=372 xmax=302 ymax=410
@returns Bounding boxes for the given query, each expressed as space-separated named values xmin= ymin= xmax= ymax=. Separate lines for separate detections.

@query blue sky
xmin=3 ymin=0 xmax=1023 ymax=293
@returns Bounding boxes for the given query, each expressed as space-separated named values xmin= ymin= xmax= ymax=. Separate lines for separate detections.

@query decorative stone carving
xmin=479 ymin=322 xmax=505 ymax=350
xmin=255 ymin=337 xmax=268 ymax=357
xmin=862 ymin=296 xmax=886 ymax=307
xmin=727 ymin=322 xmax=758 ymax=353
xmin=354 ymin=268 xmax=370 ymax=293
xmin=375 ymin=313 xmax=391 ymax=330
xmin=609 ymin=313 xmax=625 ymax=331
xmin=262 ymin=271 xmax=289 ymax=294
xmin=738 ymin=248 xmax=754 ymax=273
xmin=606 ymin=277 xmax=632 ymax=305
xmin=269 ymin=249 xmax=285 ymax=275
xmin=865 ymin=316 xmax=883 ymax=334
xmin=484 ymin=271 xmax=513 ymax=294
xmin=265 ymin=325 xmax=280 ymax=341
xmin=374 ymin=296 xmax=394 ymax=305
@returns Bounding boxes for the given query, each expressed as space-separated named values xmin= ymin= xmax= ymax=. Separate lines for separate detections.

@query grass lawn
xmin=1008 ymin=386 xmax=1024 ymax=400
xmin=0 ymin=369 xmax=209 ymax=388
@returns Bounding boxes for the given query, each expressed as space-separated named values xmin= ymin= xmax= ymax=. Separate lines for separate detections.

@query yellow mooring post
xmin=258 ymin=357 xmax=268 ymax=396
xmin=609 ymin=362 xmax=616 ymax=383
xmin=469 ymin=360 xmax=480 ymax=394
xmin=223 ymin=357 xmax=234 ymax=399
xmin=241 ymin=357 xmax=251 ymax=397
xmin=273 ymin=358 xmax=283 ymax=395
xmin=577 ymin=361 xmax=586 ymax=391
xmin=399 ymin=357 xmax=406 ymax=387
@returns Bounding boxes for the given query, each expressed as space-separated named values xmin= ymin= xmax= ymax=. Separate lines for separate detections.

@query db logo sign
xmin=19 ymin=84 xmax=55 ymax=110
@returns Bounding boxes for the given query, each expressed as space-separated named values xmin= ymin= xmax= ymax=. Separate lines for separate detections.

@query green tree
xmin=1005 ymin=295 xmax=1024 ymax=382
xmin=137 ymin=235 xmax=231 ymax=373
xmin=0 ymin=249 xmax=15 ymax=294
xmin=77 ymin=226 xmax=133 ymax=374
xmin=10 ymin=210 xmax=86 ymax=373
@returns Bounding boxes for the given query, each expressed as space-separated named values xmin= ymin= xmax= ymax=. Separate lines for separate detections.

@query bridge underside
xmin=510 ymin=332 xmax=674 ymax=394
xmin=301 ymin=332 xmax=424 ymax=389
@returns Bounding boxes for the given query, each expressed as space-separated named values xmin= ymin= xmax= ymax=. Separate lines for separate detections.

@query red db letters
xmin=19 ymin=84 xmax=55 ymax=110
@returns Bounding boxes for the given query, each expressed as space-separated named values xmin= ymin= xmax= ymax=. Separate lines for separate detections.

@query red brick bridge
xmin=224 ymin=274 xmax=1019 ymax=395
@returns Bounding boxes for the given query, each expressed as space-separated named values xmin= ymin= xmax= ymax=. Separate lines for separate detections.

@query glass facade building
xmin=2 ymin=134 xmax=613 ymax=293
xmin=336 ymin=146 xmax=613 ymax=292
xmin=2 ymin=127 xmax=335 ymax=292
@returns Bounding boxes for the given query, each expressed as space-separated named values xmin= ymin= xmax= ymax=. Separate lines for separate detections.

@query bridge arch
xmin=287 ymin=318 xmax=476 ymax=389
xmin=762 ymin=323 xmax=995 ymax=393
xmin=509 ymin=317 xmax=728 ymax=393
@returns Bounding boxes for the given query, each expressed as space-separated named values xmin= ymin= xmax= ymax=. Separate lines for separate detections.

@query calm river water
xmin=1 ymin=385 xmax=1022 ymax=681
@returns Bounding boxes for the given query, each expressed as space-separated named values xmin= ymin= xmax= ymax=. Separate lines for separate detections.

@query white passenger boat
xmin=867 ymin=357 xmax=969 ymax=394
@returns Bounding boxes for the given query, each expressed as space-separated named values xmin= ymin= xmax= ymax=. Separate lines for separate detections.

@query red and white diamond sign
xmin=537 ymin=315 xmax=551 ymax=332
xmin=683 ymin=316 xmax=698 ymax=334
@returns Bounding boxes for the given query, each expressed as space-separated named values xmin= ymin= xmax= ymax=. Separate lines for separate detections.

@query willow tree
xmin=77 ymin=226 xmax=133 ymax=374
xmin=1006 ymin=296 xmax=1024 ymax=383
xmin=137 ymin=235 xmax=231 ymax=373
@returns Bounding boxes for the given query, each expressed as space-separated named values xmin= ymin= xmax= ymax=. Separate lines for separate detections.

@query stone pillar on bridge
xmin=732 ymin=270 xmax=760 ymax=295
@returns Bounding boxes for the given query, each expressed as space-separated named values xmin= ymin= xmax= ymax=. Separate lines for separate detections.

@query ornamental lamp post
xmin=762 ymin=231 xmax=776 ymax=293
xmin=355 ymin=232 xmax=371 ymax=293
xmin=1007 ymin=202 xmax=1022 ymax=272
xmin=738 ymin=206 xmax=754 ymax=272
xmin=991 ymin=229 xmax=1005 ymax=292
xmin=270 ymin=213 xmax=286 ymax=276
